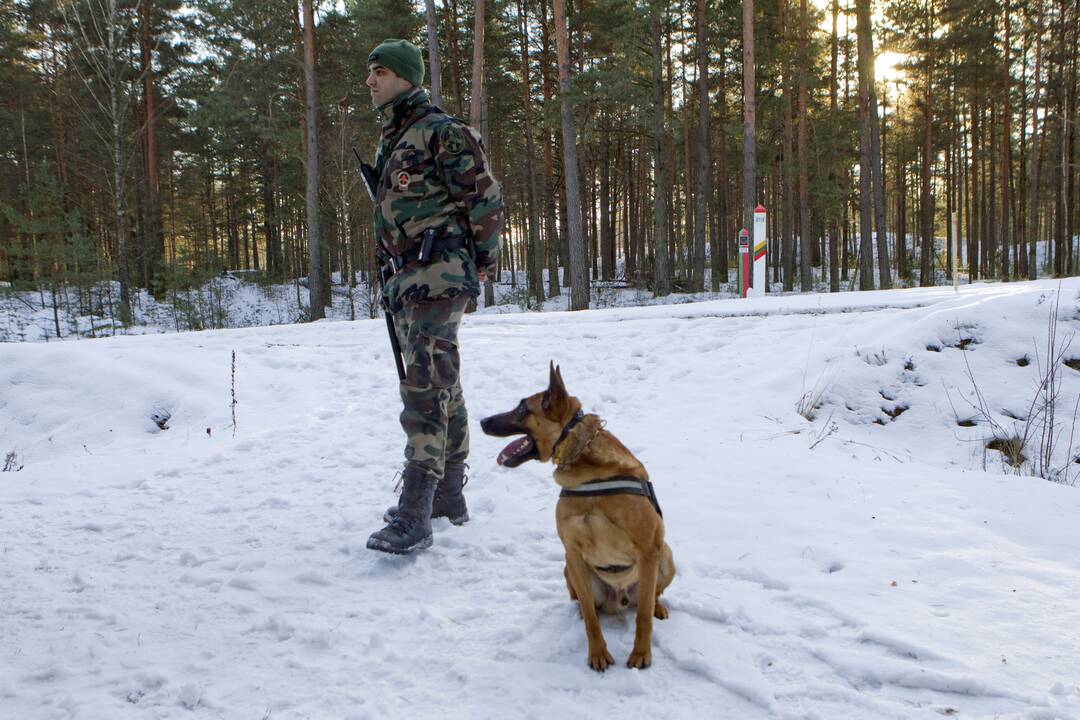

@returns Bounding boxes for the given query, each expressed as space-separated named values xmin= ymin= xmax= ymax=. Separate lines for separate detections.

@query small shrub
xmin=986 ymin=436 xmax=1026 ymax=468
xmin=796 ymin=391 xmax=823 ymax=421
xmin=499 ymin=286 xmax=533 ymax=311
xmin=3 ymin=451 xmax=22 ymax=472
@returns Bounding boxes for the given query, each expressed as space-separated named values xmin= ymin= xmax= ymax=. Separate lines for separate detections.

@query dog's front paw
xmin=587 ymin=646 xmax=614 ymax=672
xmin=654 ymin=601 xmax=669 ymax=620
xmin=627 ymin=647 xmax=652 ymax=669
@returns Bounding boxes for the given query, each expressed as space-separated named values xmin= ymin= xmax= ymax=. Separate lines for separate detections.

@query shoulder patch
xmin=439 ymin=123 xmax=466 ymax=155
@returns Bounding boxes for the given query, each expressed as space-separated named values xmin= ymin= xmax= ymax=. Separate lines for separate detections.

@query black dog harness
xmin=559 ymin=476 xmax=664 ymax=519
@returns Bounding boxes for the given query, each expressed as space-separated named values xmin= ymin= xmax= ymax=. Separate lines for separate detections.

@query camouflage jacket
xmin=373 ymin=88 xmax=504 ymax=312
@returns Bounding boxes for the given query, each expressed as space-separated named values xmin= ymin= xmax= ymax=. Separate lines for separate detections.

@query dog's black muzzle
xmin=481 ymin=404 xmax=539 ymax=467
xmin=479 ymin=410 xmax=521 ymax=437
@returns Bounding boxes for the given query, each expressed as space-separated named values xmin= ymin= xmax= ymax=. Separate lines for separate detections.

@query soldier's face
xmin=366 ymin=64 xmax=413 ymax=108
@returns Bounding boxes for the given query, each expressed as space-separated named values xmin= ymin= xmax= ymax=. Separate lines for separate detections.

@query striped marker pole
xmin=751 ymin=204 xmax=767 ymax=297
xmin=738 ymin=229 xmax=750 ymax=298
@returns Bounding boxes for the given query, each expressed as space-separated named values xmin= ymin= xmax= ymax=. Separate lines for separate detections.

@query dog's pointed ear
xmin=546 ymin=362 xmax=567 ymax=410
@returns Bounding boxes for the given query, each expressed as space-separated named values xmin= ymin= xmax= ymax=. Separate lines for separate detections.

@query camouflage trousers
xmin=393 ymin=293 xmax=470 ymax=479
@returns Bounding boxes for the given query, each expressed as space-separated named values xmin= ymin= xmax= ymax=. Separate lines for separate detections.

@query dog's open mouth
xmin=497 ymin=436 xmax=538 ymax=467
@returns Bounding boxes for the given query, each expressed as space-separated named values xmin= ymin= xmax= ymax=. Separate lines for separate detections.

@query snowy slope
xmin=2 ymin=279 xmax=1080 ymax=720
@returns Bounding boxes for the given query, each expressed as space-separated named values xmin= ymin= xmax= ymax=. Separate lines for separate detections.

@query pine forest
xmin=1 ymin=0 xmax=1077 ymax=326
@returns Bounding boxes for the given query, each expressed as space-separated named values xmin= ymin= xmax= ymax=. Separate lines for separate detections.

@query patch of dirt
xmin=986 ymin=436 xmax=1026 ymax=467
xmin=1065 ymin=358 xmax=1080 ymax=372
xmin=956 ymin=418 xmax=978 ymax=427
xmin=882 ymin=404 xmax=909 ymax=421
xmin=1015 ymin=355 xmax=1030 ymax=367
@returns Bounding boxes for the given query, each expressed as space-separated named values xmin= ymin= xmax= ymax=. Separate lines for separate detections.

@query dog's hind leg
xmin=654 ymin=543 xmax=675 ymax=620
xmin=564 ymin=551 xmax=614 ymax=672
xmin=627 ymin=551 xmax=659 ymax=669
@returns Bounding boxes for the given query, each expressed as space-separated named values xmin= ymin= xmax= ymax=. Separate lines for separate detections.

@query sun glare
xmin=876 ymin=50 xmax=905 ymax=83
xmin=810 ymin=0 xmax=909 ymax=87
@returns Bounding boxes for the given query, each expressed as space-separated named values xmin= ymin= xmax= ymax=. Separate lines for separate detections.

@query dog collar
xmin=552 ymin=409 xmax=585 ymax=456
xmin=559 ymin=476 xmax=664 ymax=518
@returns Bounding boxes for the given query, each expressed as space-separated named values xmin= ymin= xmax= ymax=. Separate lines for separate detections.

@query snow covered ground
xmin=2 ymin=279 xmax=1080 ymax=719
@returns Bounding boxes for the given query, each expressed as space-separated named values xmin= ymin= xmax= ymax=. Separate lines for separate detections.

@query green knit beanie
xmin=367 ymin=39 xmax=425 ymax=89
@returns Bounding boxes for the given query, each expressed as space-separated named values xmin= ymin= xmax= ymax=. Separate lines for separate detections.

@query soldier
xmin=363 ymin=39 xmax=504 ymax=555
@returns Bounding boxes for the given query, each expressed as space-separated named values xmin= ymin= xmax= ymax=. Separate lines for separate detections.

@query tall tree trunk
xmin=897 ymin=145 xmax=908 ymax=280
xmin=601 ymin=116 xmax=615 ymax=281
xmin=302 ymin=0 xmax=323 ymax=320
xmin=469 ymin=0 xmax=492 ymax=310
xmin=714 ymin=49 xmax=728 ymax=291
xmin=919 ymin=2 xmax=935 ymax=286
xmin=990 ymin=103 xmax=999 ymax=277
xmin=970 ymin=100 xmax=981 ymax=278
xmin=553 ymin=0 xmax=588 ymax=309
xmin=446 ymin=0 xmax=465 ymax=116
xmin=694 ymin=0 xmax=709 ymax=292
xmin=112 ymin=51 xmax=130 ymax=319
xmin=869 ymin=95 xmax=890 ymax=287
xmin=829 ymin=0 xmax=840 ymax=291
xmin=1067 ymin=0 xmax=1078 ymax=274
xmin=651 ymin=8 xmax=671 ymax=296
xmin=470 ymin=0 xmax=486 ymax=124
xmin=425 ymin=0 xmax=444 ymax=108
xmin=854 ymin=0 xmax=875 ymax=289
xmin=680 ymin=57 xmax=691 ymax=285
xmin=139 ymin=0 xmax=163 ymax=296
xmin=866 ymin=77 xmax=890 ymax=285
xmin=797 ymin=0 xmax=812 ymax=290
xmin=1054 ymin=0 xmax=1070 ymax=276
xmin=517 ymin=0 xmax=543 ymax=304
xmin=538 ymin=0 xmax=561 ymax=297
xmin=742 ymin=0 xmax=756 ymax=237
xmin=1001 ymin=7 xmax=1012 ymax=281
xmin=855 ymin=0 xmax=883 ymax=290
xmin=1027 ymin=0 xmax=1044 ymax=280
xmin=782 ymin=60 xmax=796 ymax=291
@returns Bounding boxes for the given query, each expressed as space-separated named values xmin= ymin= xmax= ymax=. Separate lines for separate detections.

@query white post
xmin=751 ymin=204 xmax=767 ymax=297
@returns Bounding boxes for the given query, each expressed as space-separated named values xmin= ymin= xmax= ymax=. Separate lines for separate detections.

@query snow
xmin=2 ymin=279 xmax=1080 ymax=719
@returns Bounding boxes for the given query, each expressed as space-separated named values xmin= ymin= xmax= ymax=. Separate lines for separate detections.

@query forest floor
xmin=2 ymin=278 xmax=1080 ymax=718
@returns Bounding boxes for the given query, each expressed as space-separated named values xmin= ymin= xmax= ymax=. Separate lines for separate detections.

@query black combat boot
xmin=367 ymin=465 xmax=437 ymax=555
xmin=383 ymin=461 xmax=469 ymax=526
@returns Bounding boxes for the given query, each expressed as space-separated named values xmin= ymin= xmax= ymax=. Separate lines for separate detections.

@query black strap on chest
xmin=559 ymin=476 xmax=663 ymax=519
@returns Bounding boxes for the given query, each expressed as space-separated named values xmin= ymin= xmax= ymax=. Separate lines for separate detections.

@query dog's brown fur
xmin=480 ymin=363 xmax=676 ymax=672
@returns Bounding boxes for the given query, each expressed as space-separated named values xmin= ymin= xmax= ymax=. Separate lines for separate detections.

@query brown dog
xmin=480 ymin=363 xmax=676 ymax=671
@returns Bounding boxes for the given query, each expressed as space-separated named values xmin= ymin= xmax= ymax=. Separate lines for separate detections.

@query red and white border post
xmin=750 ymin=204 xmax=767 ymax=297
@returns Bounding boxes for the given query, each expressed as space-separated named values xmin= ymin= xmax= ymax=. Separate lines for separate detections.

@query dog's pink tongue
xmin=497 ymin=437 xmax=531 ymax=465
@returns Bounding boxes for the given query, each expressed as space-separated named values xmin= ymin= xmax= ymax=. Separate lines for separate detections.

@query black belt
xmin=387 ymin=234 xmax=469 ymax=272
xmin=559 ymin=476 xmax=663 ymax=518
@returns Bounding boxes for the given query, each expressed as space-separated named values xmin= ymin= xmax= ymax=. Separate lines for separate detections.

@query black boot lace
xmin=386 ymin=512 xmax=416 ymax=534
